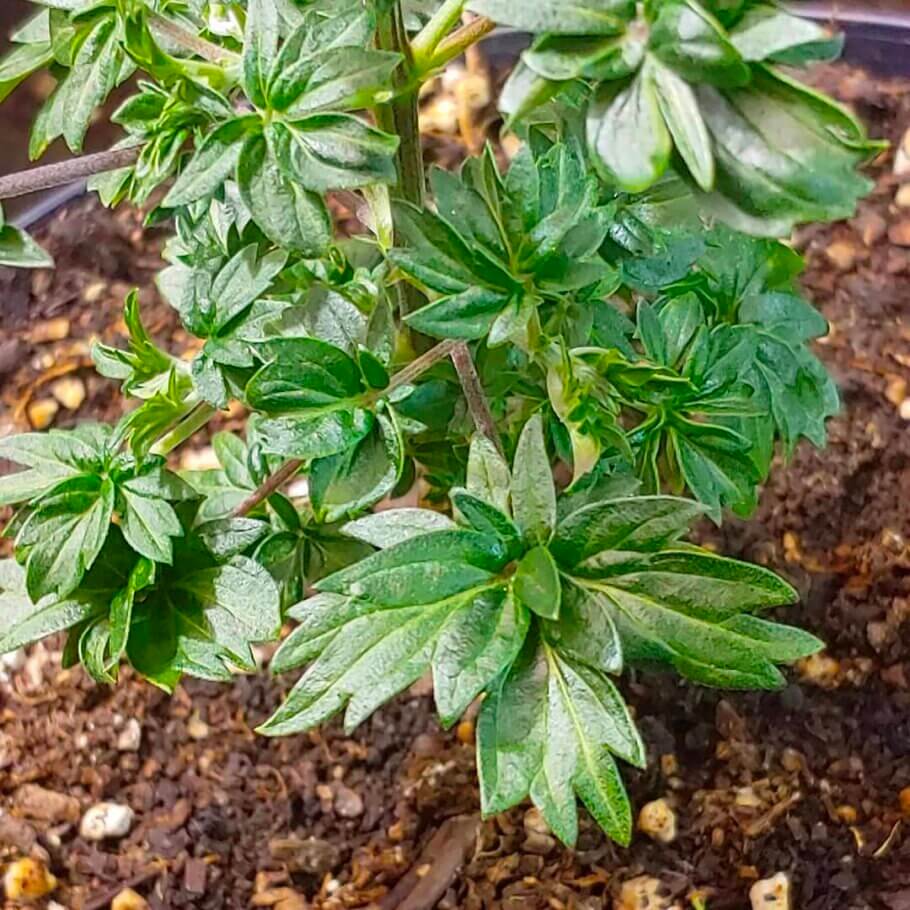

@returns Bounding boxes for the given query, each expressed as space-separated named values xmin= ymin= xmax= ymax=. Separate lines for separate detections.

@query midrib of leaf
xmin=573 ymin=575 xmax=766 ymax=657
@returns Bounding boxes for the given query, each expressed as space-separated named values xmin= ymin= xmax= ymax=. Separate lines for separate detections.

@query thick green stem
xmin=411 ymin=0 xmax=466 ymax=67
xmin=150 ymin=403 xmax=218 ymax=457
xmin=376 ymin=1 xmax=427 ymax=324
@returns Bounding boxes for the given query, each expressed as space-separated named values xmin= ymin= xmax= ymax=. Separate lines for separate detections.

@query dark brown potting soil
xmin=3 ymin=63 xmax=910 ymax=910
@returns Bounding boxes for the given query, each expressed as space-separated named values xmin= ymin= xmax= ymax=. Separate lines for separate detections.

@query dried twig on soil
xmin=380 ymin=814 xmax=479 ymax=910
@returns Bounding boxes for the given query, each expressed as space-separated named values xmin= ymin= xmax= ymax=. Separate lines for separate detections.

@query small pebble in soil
xmin=3 ymin=857 xmax=57 ymax=902
xmin=27 ymin=398 xmax=59 ymax=430
xmin=269 ymin=836 xmax=341 ymax=876
xmin=824 ymin=240 xmax=858 ymax=272
xmin=14 ymin=784 xmax=80 ymax=825
xmin=50 ymin=375 xmax=86 ymax=411
xmin=333 ymin=784 xmax=364 ymax=818
xmin=896 ymin=184 xmax=910 ymax=209
xmin=894 ymin=127 xmax=910 ymax=176
xmin=112 ymin=888 xmax=150 ymax=910
xmin=900 ymin=399 xmax=910 ymax=422
xmin=186 ymin=711 xmax=210 ymax=740
xmin=617 ymin=876 xmax=680 ymax=910
xmin=80 ymin=802 xmax=135 ymax=841
xmin=899 ymin=786 xmax=910 ymax=816
xmin=117 ymin=718 xmax=142 ymax=752
xmin=638 ymin=798 xmax=678 ymax=844
xmin=750 ymin=873 xmax=791 ymax=910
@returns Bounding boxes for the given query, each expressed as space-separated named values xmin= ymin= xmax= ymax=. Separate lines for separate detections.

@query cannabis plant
xmin=0 ymin=0 xmax=880 ymax=845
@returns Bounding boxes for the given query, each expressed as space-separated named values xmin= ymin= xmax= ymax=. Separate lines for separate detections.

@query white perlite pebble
xmin=638 ymin=798 xmax=678 ymax=844
xmin=80 ymin=803 xmax=135 ymax=841
xmin=117 ymin=718 xmax=142 ymax=752
xmin=750 ymin=873 xmax=791 ymax=910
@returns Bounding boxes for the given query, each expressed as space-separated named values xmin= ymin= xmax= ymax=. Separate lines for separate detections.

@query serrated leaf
xmin=0 ymin=560 xmax=104 ymax=655
xmin=310 ymin=413 xmax=404 ymax=522
xmin=342 ymin=509 xmax=457 ymax=550
xmin=251 ymin=409 xmax=374 ymax=461
xmin=552 ymin=495 xmax=704 ymax=566
xmin=21 ymin=477 xmax=114 ymax=601
xmin=261 ymin=581 xmax=507 ymax=736
xmin=246 ymin=338 xmax=363 ymax=413
xmin=433 ymin=588 xmax=529 ymax=727
xmin=477 ymin=632 xmax=636 ymax=847
xmin=451 ymin=489 xmax=521 ymax=555
xmin=467 ymin=434 xmax=512 ymax=514
xmin=238 ymin=132 xmax=332 ymax=257
xmin=243 ymin=0 xmax=279 ymax=108
xmin=406 ymin=287 xmax=511 ymax=341
xmin=317 ymin=530 xmax=507 ymax=607
xmin=270 ymin=115 xmax=398 ymax=192
xmin=511 ymin=414 xmax=556 ymax=544
xmin=119 ymin=488 xmax=183 ymax=564
xmin=164 ymin=117 xmax=256 ymax=207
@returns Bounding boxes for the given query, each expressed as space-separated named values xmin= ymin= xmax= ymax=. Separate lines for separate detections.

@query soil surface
xmin=3 ymin=64 xmax=910 ymax=910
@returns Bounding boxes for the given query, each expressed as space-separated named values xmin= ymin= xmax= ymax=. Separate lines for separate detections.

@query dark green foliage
xmin=262 ymin=416 xmax=819 ymax=844
xmin=0 ymin=0 xmax=861 ymax=848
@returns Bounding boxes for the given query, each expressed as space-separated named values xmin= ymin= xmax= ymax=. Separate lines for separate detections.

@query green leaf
xmin=310 ymin=413 xmax=404 ymax=522
xmin=552 ymin=495 xmax=704 ymax=566
xmin=238 ymin=132 xmax=332 ymax=257
xmin=0 ymin=40 xmax=53 ymax=104
xmin=588 ymin=70 xmax=672 ymax=193
xmin=668 ymin=418 xmax=760 ymax=519
xmin=175 ymin=556 xmax=282 ymax=666
xmin=466 ymin=0 xmax=635 ymax=35
xmin=261 ymin=582 xmax=509 ymax=736
xmin=0 ymin=224 xmax=53 ymax=269
xmin=342 ymin=509 xmax=457 ymax=549
xmin=694 ymin=66 xmax=879 ymax=228
xmin=108 ymin=557 xmax=155 ymax=662
xmin=451 ymin=489 xmax=521 ymax=555
xmin=433 ymin=588 xmax=529 ymax=727
xmin=467 ymin=434 xmax=512 ymax=514
xmin=197 ymin=518 xmax=270 ymax=560
xmin=63 ymin=16 xmax=127 ymax=153
xmin=512 ymin=545 xmax=561 ymax=620
xmin=246 ymin=338 xmax=363 ymax=413
xmin=243 ymin=0 xmax=280 ymax=108
xmin=119 ymin=488 xmax=183 ymax=564
xmin=651 ymin=59 xmax=714 ymax=191
xmin=271 ymin=47 xmax=401 ymax=116
xmin=524 ymin=32 xmax=644 ymax=82
xmin=270 ymin=115 xmax=398 ymax=192
xmin=729 ymin=6 xmax=843 ymax=65
xmin=544 ymin=580 xmax=622 ymax=673
xmin=511 ymin=414 xmax=556 ymax=544
xmin=20 ymin=477 xmax=115 ymax=600
xmin=0 ymin=560 xmax=103 ymax=656
xmin=406 ymin=288 xmax=511 ymax=341
xmin=317 ymin=530 xmax=507 ymax=607
xmin=164 ymin=117 xmax=257 ymax=207
xmin=477 ymin=632 xmax=637 ymax=847
xmin=251 ymin=409 xmax=374 ymax=461
xmin=648 ymin=0 xmax=750 ymax=87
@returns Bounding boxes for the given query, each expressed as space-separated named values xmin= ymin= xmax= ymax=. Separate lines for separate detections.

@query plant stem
xmin=148 ymin=12 xmax=236 ymax=64
xmin=0 ymin=145 xmax=142 ymax=200
xmin=233 ymin=458 xmax=304 ymax=517
xmin=150 ymin=403 xmax=218 ymax=457
xmin=411 ymin=0 xmax=466 ymax=67
xmin=450 ymin=342 xmax=502 ymax=452
xmin=429 ymin=16 xmax=496 ymax=71
xmin=376 ymin=1 xmax=427 ymax=324
xmin=236 ymin=339 xmax=460 ymax=516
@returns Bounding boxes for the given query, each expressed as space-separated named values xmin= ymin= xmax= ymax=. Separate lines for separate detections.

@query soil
xmin=3 ymin=62 xmax=910 ymax=910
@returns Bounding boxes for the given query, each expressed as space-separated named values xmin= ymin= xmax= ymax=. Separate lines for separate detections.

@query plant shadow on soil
xmin=3 ymin=63 xmax=910 ymax=910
